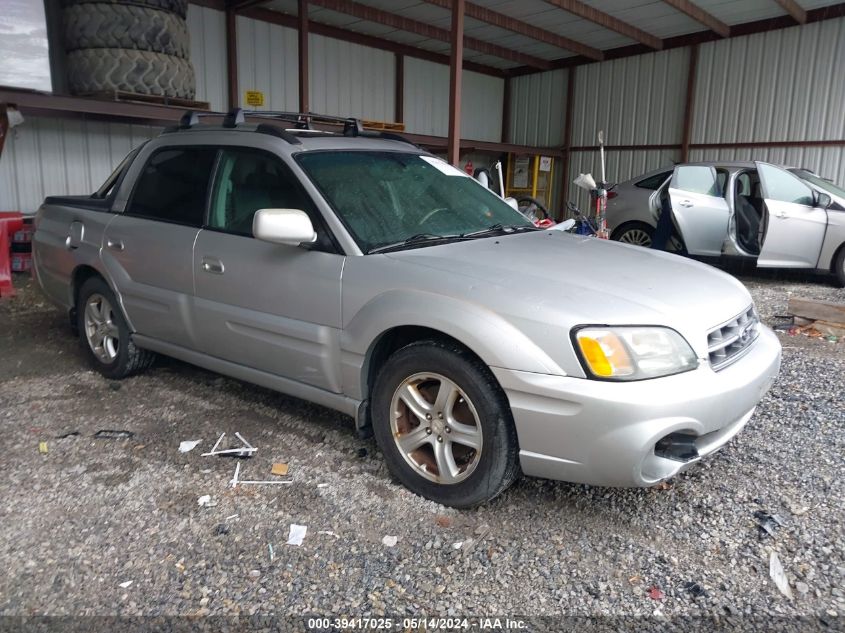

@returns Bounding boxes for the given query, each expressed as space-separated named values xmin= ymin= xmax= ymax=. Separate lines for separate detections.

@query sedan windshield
xmin=791 ymin=169 xmax=845 ymax=199
xmin=297 ymin=151 xmax=534 ymax=253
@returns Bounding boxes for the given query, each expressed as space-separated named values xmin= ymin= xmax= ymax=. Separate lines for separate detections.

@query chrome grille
xmin=707 ymin=305 xmax=760 ymax=370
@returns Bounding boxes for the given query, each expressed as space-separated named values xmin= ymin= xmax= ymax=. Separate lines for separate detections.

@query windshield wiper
xmin=368 ymin=233 xmax=463 ymax=254
xmin=460 ymin=223 xmax=540 ymax=239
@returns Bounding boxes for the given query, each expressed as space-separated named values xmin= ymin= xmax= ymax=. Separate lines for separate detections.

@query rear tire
xmin=77 ymin=277 xmax=155 ymax=379
xmin=371 ymin=340 xmax=520 ymax=508
xmin=834 ymin=246 xmax=845 ymax=288
xmin=612 ymin=221 xmax=654 ymax=248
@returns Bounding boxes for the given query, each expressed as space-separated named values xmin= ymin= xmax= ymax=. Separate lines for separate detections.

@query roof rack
xmin=166 ymin=107 xmax=417 ymax=148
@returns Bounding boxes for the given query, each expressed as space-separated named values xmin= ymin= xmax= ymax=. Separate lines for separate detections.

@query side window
xmin=672 ymin=165 xmax=720 ymax=196
xmin=758 ymin=163 xmax=814 ymax=206
xmin=127 ymin=147 xmax=217 ymax=225
xmin=208 ymin=148 xmax=321 ymax=238
xmin=715 ymin=169 xmax=729 ymax=198
xmin=635 ymin=171 xmax=672 ymax=190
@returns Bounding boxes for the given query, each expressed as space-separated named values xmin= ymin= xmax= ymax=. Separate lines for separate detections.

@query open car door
xmin=668 ymin=165 xmax=730 ymax=255
xmin=756 ymin=162 xmax=828 ymax=268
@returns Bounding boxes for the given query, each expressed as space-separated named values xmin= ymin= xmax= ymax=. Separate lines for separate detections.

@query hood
xmin=385 ymin=230 xmax=752 ymax=356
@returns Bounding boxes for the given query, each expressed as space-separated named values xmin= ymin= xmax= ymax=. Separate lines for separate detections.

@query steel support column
xmin=447 ymin=0 xmax=465 ymax=166
xmin=298 ymin=0 xmax=310 ymax=113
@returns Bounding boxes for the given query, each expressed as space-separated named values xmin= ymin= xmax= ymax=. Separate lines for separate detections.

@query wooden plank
xmin=662 ymin=0 xmax=730 ymax=37
xmin=543 ymin=0 xmax=663 ymax=49
xmin=788 ymin=298 xmax=845 ymax=326
xmin=773 ymin=0 xmax=807 ymax=24
xmin=447 ymin=0 xmax=464 ymax=166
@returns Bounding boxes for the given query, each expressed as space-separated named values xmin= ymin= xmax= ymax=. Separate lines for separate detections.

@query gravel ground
xmin=0 ymin=268 xmax=843 ymax=625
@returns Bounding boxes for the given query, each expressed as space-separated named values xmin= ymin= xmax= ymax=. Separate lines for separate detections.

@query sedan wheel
xmin=390 ymin=372 xmax=483 ymax=484
xmin=618 ymin=227 xmax=653 ymax=248
xmin=83 ymin=293 xmax=120 ymax=363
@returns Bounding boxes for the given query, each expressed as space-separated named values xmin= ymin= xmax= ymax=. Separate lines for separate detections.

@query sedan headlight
xmin=573 ymin=326 xmax=698 ymax=381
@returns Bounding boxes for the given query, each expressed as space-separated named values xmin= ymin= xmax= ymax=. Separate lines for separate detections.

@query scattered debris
xmin=271 ymin=463 xmax=289 ymax=476
xmin=785 ymin=298 xmax=845 ymax=340
xmin=118 ymin=581 xmax=133 ymax=589
xmin=318 ymin=530 xmax=339 ymax=538
xmin=317 ymin=483 xmax=329 ymax=488
xmin=55 ymin=431 xmax=80 ymax=439
xmin=214 ymin=523 xmax=230 ymax=536
xmin=197 ymin=495 xmax=216 ymax=507
xmin=755 ymin=510 xmax=787 ymax=538
xmin=268 ymin=543 xmax=275 ymax=562
xmin=628 ymin=574 xmax=642 ymax=585
xmin=647 ymin=585 xmax=665 ymax=600
xmin=229 ymin=462 xmax=293 ymax=488
xmin=202 ymin=432 xmax=256 ymax=458
xmin=769 ymin=551 xmax=793 ymax=599
xmin=225 ymin=514 xmax=239 ymax=521
xmin=38 ymin=442 xmax=48 ymax=454
xmin=452 ymin=541 xmax=463 ymax=550
xmin=248 ymin=569 xmax=260 ymax=579
xmin=94 ymin=429 xmax=134 ymax=440
xmin=287 ymin=524 xmax=307 ymax=546
xmin=683 ymin=581 xmax=707 ymax=598
xmin=179 ymin=440 xmax=201 ymax=453
xmin=382 ymin=535 xmax=398 ymax=547
xmin=435 ymin=515 xmax=453 ymax=528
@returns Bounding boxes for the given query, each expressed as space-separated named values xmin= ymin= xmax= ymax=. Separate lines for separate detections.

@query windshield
xmin=790 ymin=169 xmax=845 ymax=199
xmin=296 ymin=151 xmax=533 ymax=253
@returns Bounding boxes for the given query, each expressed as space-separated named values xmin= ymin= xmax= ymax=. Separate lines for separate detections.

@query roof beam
xmin=228 ymin=0 xmax=268 ymax=10
xmin=309 ymin=0 xmax=552 ymax=69
xmin=661 ymin=0 xmax=730 ymax=37
xmin=240 ymin=6 xmax=505 ymax=76
xmin=420 ymin=0 xmax=602 ymax=60
xmin=542 ymin=0 xmax=662 ymax=49
xmin=773 ymin=0 xmax=807 ymax=23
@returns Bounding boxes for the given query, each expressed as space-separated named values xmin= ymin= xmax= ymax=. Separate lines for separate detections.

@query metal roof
xmin=252 ymin=0 xmax=845 ymax=74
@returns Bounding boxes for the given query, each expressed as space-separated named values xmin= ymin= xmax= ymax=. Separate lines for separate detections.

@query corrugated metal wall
xmin=403 ymin=57 xmax=504 ymax=142
xmin=309 ymin=33 xmax=395 ymax=121
xmin=571 ymin=48 xmax=690 ymax=147
xmin=186 ymin=4 xmax=227 ymax=112
xmin=235 ymin=15 xmax=299 ymax=111
xmin=0 ymin=116 xmax=160 ymax=213
xmin=508 ymin=69 xmax=568 ymax=147
xmin=692 ymin=17 xmax=845 ymax=144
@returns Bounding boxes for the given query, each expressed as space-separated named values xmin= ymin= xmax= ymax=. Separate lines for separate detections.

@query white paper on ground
xmin=382 ymin=535 xmax=398 ymax=547
xmin=287 ymin=524 xmax=307 ymax=546
xmin=197 ymin=495 xmax=211 ymax=507
xmin=118 ymin=581 xmax=133 ymax=589
xmin=179 ymin=440 xmax=201 ymax=453
xmin=769 ymin=551 xmax=793 ymax=599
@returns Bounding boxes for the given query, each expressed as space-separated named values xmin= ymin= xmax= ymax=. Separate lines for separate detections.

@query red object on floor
xmin=0 ymin=212 xmax=24 ymax=298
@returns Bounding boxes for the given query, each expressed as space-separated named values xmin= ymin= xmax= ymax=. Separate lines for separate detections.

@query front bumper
xmin=492 ymin=325 xmax=782 ymax=487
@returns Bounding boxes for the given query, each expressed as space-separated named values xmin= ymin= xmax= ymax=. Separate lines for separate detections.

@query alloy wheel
xmin=389 ymin=372 xmax=483 ymax=484
xmin=83 ymin=293 xmax=120 ymax=363
xmin=619 ymin=228 xmax=652 ymax=247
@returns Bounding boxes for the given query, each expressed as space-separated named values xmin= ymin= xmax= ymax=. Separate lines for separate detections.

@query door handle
xmin=678 ymin=200 xmax=694 ymax=208
xmin=201 ymin=257 xmax=225 ymax=274
xmin=107 ymin=239 xmax=124 ymax=251
xmin=65 ymin=236 xmax=78 ymax=251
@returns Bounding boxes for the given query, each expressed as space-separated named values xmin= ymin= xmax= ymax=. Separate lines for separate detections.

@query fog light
xmin=654 ymin=432 xmax=699 ymax=462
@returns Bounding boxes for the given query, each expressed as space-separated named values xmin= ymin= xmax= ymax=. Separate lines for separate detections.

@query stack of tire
xmin=63 ymin=0 xmax=196 ymax=100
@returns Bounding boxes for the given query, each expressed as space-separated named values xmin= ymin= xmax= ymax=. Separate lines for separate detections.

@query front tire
xmin=77 ymin=277 xmax=155 ymax=379
xmin=371 ymin=341 xmax=520 ymax=508
xmin=612 ymin=221 xmax=654 ymax=248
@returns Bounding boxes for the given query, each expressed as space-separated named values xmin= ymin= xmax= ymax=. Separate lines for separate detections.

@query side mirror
xmin=253 ymin=209 xmax=316 ymax=246
xmin=816 ymin=191 xmax=832 ymax=209
xmin=552 ymin=218 xmax=576 ymax=232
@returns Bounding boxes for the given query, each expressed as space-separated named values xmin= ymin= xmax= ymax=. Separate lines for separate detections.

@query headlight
xmin=573 ymin=326 xmax=698 ymax=381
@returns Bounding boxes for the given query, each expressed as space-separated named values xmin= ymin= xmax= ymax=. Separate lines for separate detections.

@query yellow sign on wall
xmin=244 ymin=90 xmax=265 ymax=107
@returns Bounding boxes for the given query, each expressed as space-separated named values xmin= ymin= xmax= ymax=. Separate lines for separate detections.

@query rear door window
xmin=127 ymin=147 xmax=217 ymax=226
xmin=635 ymin=171 xmax=672 ymax=190
xmin=672 ymin=165 xmax=720 ymax=196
